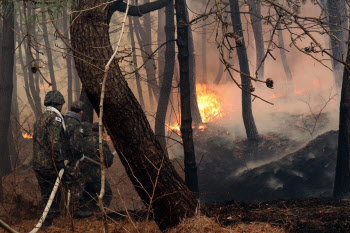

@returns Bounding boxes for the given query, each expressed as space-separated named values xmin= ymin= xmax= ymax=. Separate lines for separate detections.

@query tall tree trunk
xmin=277 ymin=24 xmax=293 ymax=94
xmin=42 ymin=12 xmax=57 ymax=90
xmin=248 ymin=0 xmax=264 ymax=80
xmin=333 ymin=30 xmax=350 ymax=198
xmin=73 ymin=62 xmax=81 ymax=101
xmin=158 ymin=3 xmax=166 ymax=85
xmin=80 ymin=89 xmax=94 ymax=123
xmin=155 ymin=0 xmax=175 ymax=156
xmin=327 ymin=0 xmax=348 ymax=91
xmin=25 ymin=4 xmax=42 ymax=117
xmin=230 ymin=0 xmax=259 ymax=140
xmin=134 ymin=17 xmax=156 ymax=111
xmin=175 ymin=0 xmax=199 ymax=194
xmin=64 ymin=7 xmax=73 ymax=109
xmin=0 ymin=0 xmax=15 ymax=197
xmin=202 ymin=22 xmax=207 ymax=84
xmin=186 ymin=10 xmax=202 ymax=125
xmin=71 ymin=1 xmax=197 ymax=230
xmin=129 ymin=17 xmax=145 ymax=109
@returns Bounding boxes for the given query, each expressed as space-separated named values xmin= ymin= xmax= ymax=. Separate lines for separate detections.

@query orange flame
xmin=196 ymin=84 xmax=223 ymax=123
xmin=22 ymin=133 xmax=33 ymax=139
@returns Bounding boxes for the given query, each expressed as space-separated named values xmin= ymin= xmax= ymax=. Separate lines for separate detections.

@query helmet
xmin=81 ymin=122 xmax=92 ymax=136
xmin=44 ymin=91 xmax=65 ymax=106
xmin=92 ymin=122 xmax=104 ymax=132
xmin=71 ymin=100 xmax=84 ymax=112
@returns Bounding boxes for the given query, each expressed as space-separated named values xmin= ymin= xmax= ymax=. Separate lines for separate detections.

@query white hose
xmin=29 ymin=168 xmax=65 ymax=233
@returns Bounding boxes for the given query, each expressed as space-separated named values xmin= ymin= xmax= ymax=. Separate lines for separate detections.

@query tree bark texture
xmin=129 ymin=17 xmax=145 ymax=109
xmin=42 ymin=12 xmax=57 ymax=90
xmin=186 ymin=9 xmax=202 ymax=125
xmin=248 ymin=0 xmax=264 ymax=80
xmin=327 ymin=0 xmax=348 ymax=91
xmin=155 ymin=0 xmax=175 ymax=156
xmin=71 ymin=1 xmax=197 ymax=230
xmin=175 ymin=0 xmax=199 ymax=194
xmin=0 ymin=0 xmax=14 ymax=178
xmin=333 ymin=29 xmax=350 ymax=198
xmin=230 ymin=0 xmax=259 ymax=140
xmin=277 ymin=24 xmax=293 ymax=94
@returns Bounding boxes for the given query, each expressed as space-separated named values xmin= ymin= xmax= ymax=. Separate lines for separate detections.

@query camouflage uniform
xmin=80 ymin=122 xmax=114 ymax=211
xmin=32 ymin=91 xmax=67 ymax=221
xmin=64 ymin=101 xmax=86 ymax=213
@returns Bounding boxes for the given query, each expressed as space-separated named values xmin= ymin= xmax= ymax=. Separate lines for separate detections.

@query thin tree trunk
xmin=248 ymin=0 xmax=264 ymax=80
xmin=25 ymin=4 xmax=42 ymax=117
xmin=202 ymin=22 xmax=207 ymax=84
xmin=130 ymin=17 xmax=145 ymax=109
xmin=175 ymin=0 xmax=199 ymax=194
xmin=214 ymin=60 xmax=224 ymax=85
xmin=230 ymin=0 xmax=259 ymax=140
xmin=277 ymin=24 xmax=293 ymax=94
xmin=64 ymin=7 xmax=73 ymax=109
xmin=333 ymin=28 xmax=350 ymax=198
xmin=0 ymin=0 xmax=15 ymax=188
xmin=73 ymin=62 xmax=81 ymax=101
xmin=186 ymin=10 xmax=202 ymax=125
xmin=155 ymin=0 xmax=175 ymax=156
xmin=134 ymin=17 xmax=156 ymax=111
xmin=42 ymin=12 xmax=57 ymax=90
xmin=158 ymin=3 xmax=166 ymax=85
xmin=327 ymin=0 xmax=347 ymax=91
xmin=71 ymin=1 xmax=197 ymax=230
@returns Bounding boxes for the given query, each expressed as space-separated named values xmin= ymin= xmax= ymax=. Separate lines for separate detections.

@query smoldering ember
xmin=1 ymin=0 xmax=350 ymax=232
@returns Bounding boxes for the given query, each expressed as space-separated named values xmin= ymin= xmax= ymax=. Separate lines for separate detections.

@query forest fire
xmin=166 ymin=84 xmax=222 ymax=133
xmin=22 ymin=133 xmax=33 ymax=139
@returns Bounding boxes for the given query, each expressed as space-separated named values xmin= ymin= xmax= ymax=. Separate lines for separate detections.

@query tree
xmin=175 ymin=0 xmax=199 ymax=193
xmin=230 ymin=0 xmax=259 ymax=140
xmin=327 ymin=0 xmax=348 ymax=91
xmin=0 ymin=0 xmax=15 ymax=200
xmin=248 ymin=0 xmax=265 ymax=80
xmin=333 ymin=30 xmax=350 ymax=198
xmin=154 ymin=0 xmax=176 ymax=156
xmin=202 ymin=22 xmax=207 ymax=84
xmin=70 ymin=0 xmax=197 ymax=230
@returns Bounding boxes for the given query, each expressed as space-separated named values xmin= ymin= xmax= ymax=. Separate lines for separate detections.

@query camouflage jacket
xmin=32 ymin=111 xmax=66 ymax=170
xmin=64 ymin=111 xmax=84 ymax=162
xmin=81 ymin=132 xmax=114 ymax=174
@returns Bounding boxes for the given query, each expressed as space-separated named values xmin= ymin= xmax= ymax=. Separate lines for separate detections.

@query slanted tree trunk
xmin=0 ymin=0 xmax=15 ymax=199
xmin=186 ymin=9 xmax=202 ymax=125
xmin=333 ymin=30 xmax=350 ymax=198
xmin=155 ymin=0 xmax=175 ymax=156
xmin=277 ymin=25 xmax=293 ymax=94
xmin=175 ymin=0 xmax=199 ymax=193
xmin=230 ymin=0 xmax=259 ymax=140
xmin=73 ymin=62 xmax=81 ymax=101
xmin=42 ymin=12 xmax=57 ymax=90
xmin=327 ymin=0 xmax=347 ymax=91
xmin=129 ymin=17 xmax=145 ymax=109
xmin=248 ymin=0 xmax=264 ymax=80
xmin=71 ymin=1 xmax=197 ymax=230
xmin=202 ymin=22 xmax=207 ymax=84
